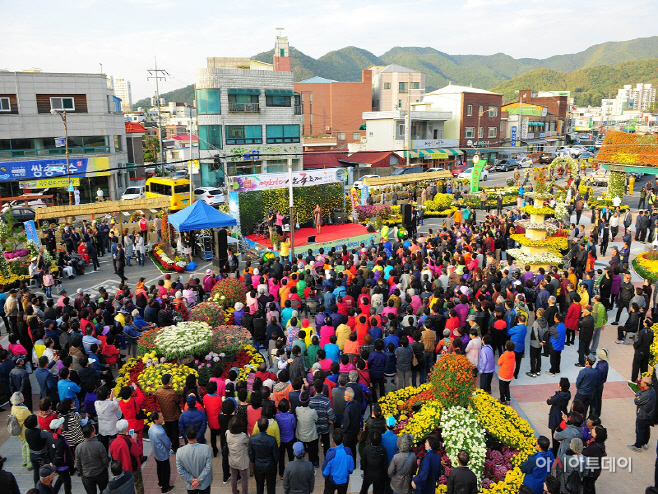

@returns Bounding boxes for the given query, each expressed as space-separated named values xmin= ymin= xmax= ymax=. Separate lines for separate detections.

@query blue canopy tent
xmin=167 ymin=200 xmax=237 ymax=231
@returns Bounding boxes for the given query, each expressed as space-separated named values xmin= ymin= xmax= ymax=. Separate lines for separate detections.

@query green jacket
xmin=592 ymin=302 xmax=606 ymax=329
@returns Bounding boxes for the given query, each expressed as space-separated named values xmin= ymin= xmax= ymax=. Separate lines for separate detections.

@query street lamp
xmin=50 ymin=109 xmax=72 ymax=205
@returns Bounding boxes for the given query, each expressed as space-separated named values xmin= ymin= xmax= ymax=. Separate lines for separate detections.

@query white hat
xmin=132 ymin=309 xmax=140 ymax=317
xmin=175 ymin=291 xmax=183 ymax=299
xmin=88 ymin=358 xmax=97 ymax=364
xmin=116 ymin=419 xmax=129 ymax=434
xmin=31 ymin=257 xmax=37 ymax=261
xmin=206 ymin=269 xmax=212 ymax=275
xmin=234 ymin=302 xmax=244 ymax=311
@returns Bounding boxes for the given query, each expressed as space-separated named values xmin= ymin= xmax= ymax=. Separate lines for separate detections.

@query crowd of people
xmin=1 ymin=182 xmax=658 ymax=494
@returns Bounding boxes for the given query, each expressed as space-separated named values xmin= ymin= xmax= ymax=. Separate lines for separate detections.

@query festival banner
xmin=229 ymin=168 xmax=346 ymax=193
xmin=0 ymin=158 xmax=88 ymax=182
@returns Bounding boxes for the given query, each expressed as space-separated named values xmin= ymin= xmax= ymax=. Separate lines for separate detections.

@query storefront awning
xmin=228 ymin=88 xmax=261 ymax=95
xmin=521 ymin=139 xmax=547 ymax=145
xmin=404 ymin=148 xmax=462 ymax=159
xmin=265 ymin=89 xmax=294 ymax=96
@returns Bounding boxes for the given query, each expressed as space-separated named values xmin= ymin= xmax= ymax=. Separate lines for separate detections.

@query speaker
xmin=401 ymin=204 xmax=413 ymax=226
xmin=366 ymin=225 xmax=376 ymax=232
xmin=307 ymin=235 xmax=316 ymax=243
xmin=333 ymin=209 xmax=345 ymax=224
xmin=216 ymin=229 xmax=228 ymax=264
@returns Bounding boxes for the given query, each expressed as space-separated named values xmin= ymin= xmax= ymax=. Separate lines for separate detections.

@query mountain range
xmin=133 ymin=36 xmax=658 ymax=109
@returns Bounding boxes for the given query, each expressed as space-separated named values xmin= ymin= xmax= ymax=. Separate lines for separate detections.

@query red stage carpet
xmin=246 ymin=223 xmax=372 ymax=250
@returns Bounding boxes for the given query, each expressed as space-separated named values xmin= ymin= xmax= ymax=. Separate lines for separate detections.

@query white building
xmin=370 ymin=65 xmax=425 ymax=112
xmin=601 ymin=97 xmax=630 ymax=118
xmin=617 ymin=83 xmax=656 ymax=111
xmin=195 ymin=36 xmax=303 ymax=187
xmin=0 ymin=70 xmax=128 ymax=200
xmin=113 ymin=78 xmax=132 ymax=112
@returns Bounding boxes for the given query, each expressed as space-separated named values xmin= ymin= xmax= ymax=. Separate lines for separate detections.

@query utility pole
xmin=148 ymin=58 xmax=168 ymax=175
xmin=405 ymin=73 xmax=412 ymax=165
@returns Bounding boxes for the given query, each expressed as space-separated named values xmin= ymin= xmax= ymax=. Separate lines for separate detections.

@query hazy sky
xmin=2 ymin=0 xmax=656 ymax=100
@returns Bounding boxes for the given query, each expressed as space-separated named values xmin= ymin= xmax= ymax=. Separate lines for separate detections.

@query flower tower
xmin=507 ymin=206 xmax=566 ymax=271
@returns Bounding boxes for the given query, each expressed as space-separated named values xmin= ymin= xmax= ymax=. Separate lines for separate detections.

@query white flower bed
xmin=506 ymin=248 xmax=563 ymax=266
xmin=154 ymin=321 xmax=213 ymax=359
xmin=442 ymin=407 xmax=487 ymax=486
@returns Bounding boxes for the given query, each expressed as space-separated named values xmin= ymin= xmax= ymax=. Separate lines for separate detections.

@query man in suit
xmin=631 ymin=318 xmax=654 ymax=382
xmin=116 ymin=243 xmax=127 ymax=282
xmin=623 ymin=210 xmax=633 ymax=231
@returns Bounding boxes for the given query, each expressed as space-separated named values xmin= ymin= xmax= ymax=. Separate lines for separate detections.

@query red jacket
xmin=204 ymin=394 xmax=222 ymax=430
xmin=119 ymin=387 xmax=145 ymax=432
xmin=109 ymin=434 xmax=143 ymax=472
xmin=565 ymin=303 xmax=582 ymax=331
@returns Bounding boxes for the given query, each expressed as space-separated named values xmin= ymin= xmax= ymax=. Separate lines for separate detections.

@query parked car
xmin=538 ymin=152 xmax=555 ymax=164
xmin=425 ymin=167 xmax=446 ymax=173
xmin=353 ymin=174 xmax=380 ymax=189
xmin=171 ymin=170 xmax=188 ymax=180
xmin=492 ymin=159 xmax=518 ymax=172
xmin=3 ymin=207 xmax=35 ymax=225
xmin=391 ymin=166 xmax=424 ymax=175
xmin=193 ymin=186 xmax=226 ymax=206
xmin=579 ymin=151 xmax=595 ymax=160
xmin=458 ymin=167 xmax=489 ymax=181
xmin=451 ymin=163 xmax=468 ymax=177
xmin=517 ymin=157 xmax=533 ymax=168
xmin=121 ymin=185 xmax=145 ymax=200
xmin=569 ymin=145 xmax=587 ymax=157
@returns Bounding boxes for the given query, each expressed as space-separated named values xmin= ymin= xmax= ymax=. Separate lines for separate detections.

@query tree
xmin=143 ymin=135 xmax=160 ymax=163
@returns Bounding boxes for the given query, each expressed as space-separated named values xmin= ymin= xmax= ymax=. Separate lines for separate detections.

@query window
xmin=398 ymin=100 xmax=402 ymax=108
xmin=266 ymin=125 xmax=300 ymax=144
xmin=399 ymin=82 xmax=408 ymax=93
xmin=196 ymin=89 xmax=221 ymax=114
xmin=114 ymin=135 xmax=123 ymax=151
xmin=500 ymin=121 xmax=504 ymax=131
xmin=50 ymin=97 xmax=74 ymax=111
xmin=464 ymin=127 xmax=475 ymax=138
xmin=352 ymin=132 xmax=360 ymax=140
xmin=384 ymin=83 xmax=391 ymax=90
xmin=265 ymin=90 xmax=293 ymax=107
xmin=478 ymin=127 xmax=484 ymax=139
xmin=228 ymin=93 xmax=259 ymax=112
xmin=0 ymin=97 xmax=10 ymax=112
xmin=411 ymin=82 xmax=420 ymax=90
xmin=226 ymin=125 xmax=262 ymax=145
xmin=466 ymin=105 xmax=472 ymax=116
xmin=398 ymin=124 xmax=405 ymax=136
xmin=478 ymin=105 xmax=483 ymax=115
xmin=337 ymin=132 xmax=346 ymax=141
xmin=488 ymin=127 xmax=497 ymax=138
xmin=488 ymin=106 xmax=498 ymax=117
xmin=198 ymin=125 xmax=222 ymax=150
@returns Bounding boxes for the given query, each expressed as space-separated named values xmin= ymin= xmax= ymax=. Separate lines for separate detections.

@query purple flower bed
xmin=354 ymin=204 xmax=393 ymax=221
xmin=4 ymin=249 xmax=29 ymax=260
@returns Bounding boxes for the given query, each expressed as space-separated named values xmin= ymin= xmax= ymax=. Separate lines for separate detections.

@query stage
xmin=244 ymin=223 xmax=379 ymax=256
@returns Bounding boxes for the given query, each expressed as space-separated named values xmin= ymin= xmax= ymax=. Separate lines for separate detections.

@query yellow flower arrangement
xmin=633 ymin=252 xmax=658 ymax=284
xmin=510 ymin=234 xmax=568 ymax=251
xmin=522 ymin=206 xmax=555 ymax=215
xmin=400 ymin=400 xmax=444 ymax=442
xmin=378 ymin=383 xmax=431 ymax=418
xmin=138 ymin=362 xmax=197 ymax=395
xmin=113 ymin=358 xmax=138 ymax=396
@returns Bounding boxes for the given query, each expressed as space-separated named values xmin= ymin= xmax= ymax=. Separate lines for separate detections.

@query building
xmin=500 ymin=102 xmax=561 ymax=151
xmin=149 ymin=101 xmax=195 ymax=129
xmin=410 ymin=84 xmax=502 ymax=164
xmin=125 ymin=121 xmax=146 ymax=180
xmin=617 ymin=83 xmax=656 ymax=111
xmin=370 ymin=65 xmax=425 ymax=112
xmin=113 ymin=78 xmax=132 ymax=112
xmin=195 ymin=35 xmax=303 ymax=186
xmin=354 ymin=110 xmax=458 ymax=169
xmin=0 ymin=70 xmax=128 ymax=201
xmin=295 ymin=70 xmax=372 ymax=146
xmin=164 ymin=135 xmax=198 ymax=162
xmin=601 ymin=96 xmax=630 ymax=118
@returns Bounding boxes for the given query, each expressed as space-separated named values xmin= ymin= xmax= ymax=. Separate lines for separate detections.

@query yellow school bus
xmin=144 ymin=178 xmax=190 ymax=211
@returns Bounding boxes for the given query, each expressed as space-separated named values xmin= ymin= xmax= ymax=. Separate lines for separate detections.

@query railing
xmin=228 ymin=102 xmax=260 ymax=113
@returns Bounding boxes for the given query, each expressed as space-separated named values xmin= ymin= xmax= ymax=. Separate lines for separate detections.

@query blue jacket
xmin=179 ymin=406 xmax=207 ymax=444
xmin=123 ymin=323 xmax=141 ymax=339
xmin=478 ymin=344 xmax=495 ymax=373
xmin=384 ymin=350 xmax=397 ymax=375
xmin=381 ymin=430 xmax=399 ymax=467
xmin=367 ymin=351 xmax=386 ymax=379
xmin=58 ymin=378 xmax=81 ymax=409
xmin=413 ymin=449 xmax=443 ymax=494
xmin=576 ymin=367 xmax=599 ymax=398
xmin=507 ymin=323 xmax=527 ymax=353
xmin=148 ymin=423 xmax=172 ymax=462
xmin=36 ymin=366 xmax=58 ymax=400
xmin=322 ymin=443 xmax=354 ymax=485
xmin=551 ymin=323 xmax=567 ymax=351
xmin=521 ymin=450 xmax=555 ymax=494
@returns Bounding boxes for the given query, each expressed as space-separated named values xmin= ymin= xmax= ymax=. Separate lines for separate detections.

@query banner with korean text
xmin=228 ymin=168 xmax=346 ymax=193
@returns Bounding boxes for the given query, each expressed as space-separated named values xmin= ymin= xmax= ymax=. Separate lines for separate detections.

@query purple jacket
xmin=274 ymin=411 xmax=296 ymax=443
xmin=478 ymin=344 xmax=495 ymax=373
xmin=455 ymin=303 xmax=469 ymax=328
xmin=611 ymin=274 xmax=622 ymax=295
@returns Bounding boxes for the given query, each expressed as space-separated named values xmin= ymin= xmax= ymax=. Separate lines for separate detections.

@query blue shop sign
xmin=0 ymin=158 xmax=88 ymax=182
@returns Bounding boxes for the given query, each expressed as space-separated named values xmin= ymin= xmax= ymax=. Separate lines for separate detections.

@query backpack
xmin=565 ymin=469 xmax=583 ymax=494
xmin=7 ymin=413 xmax=21 ymax=436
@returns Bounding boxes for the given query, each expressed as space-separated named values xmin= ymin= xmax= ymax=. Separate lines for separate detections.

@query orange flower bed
xmin=596 ymin=131 xmax=658 ymax=167
xmin=430 ymin=353 xmax=476 ymax=408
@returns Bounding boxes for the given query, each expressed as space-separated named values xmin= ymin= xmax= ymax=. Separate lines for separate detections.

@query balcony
xmin=228 ymin=102 xmax=260 ymax=113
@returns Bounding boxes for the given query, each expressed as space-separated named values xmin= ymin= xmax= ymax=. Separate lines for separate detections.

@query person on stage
xmin=314 ymin=204 xmax=322 ymax=235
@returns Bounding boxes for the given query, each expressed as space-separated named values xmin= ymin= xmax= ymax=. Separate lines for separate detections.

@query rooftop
xmin=427 ymin=83 xmax=501 ymax=96
xmin=298 ymin=76 xmax=337 ymax=84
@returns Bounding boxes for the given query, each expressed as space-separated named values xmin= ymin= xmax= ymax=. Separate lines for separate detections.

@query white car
xmin=425 ymin=167 xmax=446 ymax=173
xmin=121 ymin=186 xmax=145 ymax=200
xmin=171 ymin=170 xmax=188 ymax=180
xmin=194 ymin=186 xmax=226 ymax=206
xmin=458 ymin=167 xmax=488 ymax=181
xmin=517 ymin=157 xmax=533 ymax=168
xmin=570 ymin=145 xmax=587 ymax=156
xmin=353 ymin=175 xmax=380 ymax=189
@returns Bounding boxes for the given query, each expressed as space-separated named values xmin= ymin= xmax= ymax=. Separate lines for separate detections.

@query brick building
xmin=295 ymin=70 xmax=372 ymax=146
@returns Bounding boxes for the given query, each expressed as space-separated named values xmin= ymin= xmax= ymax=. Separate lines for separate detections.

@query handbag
xmin=357 ymin=426 xmax=367 ymax=443
xmin=133 ymin=395 xmax=148 ymax=421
